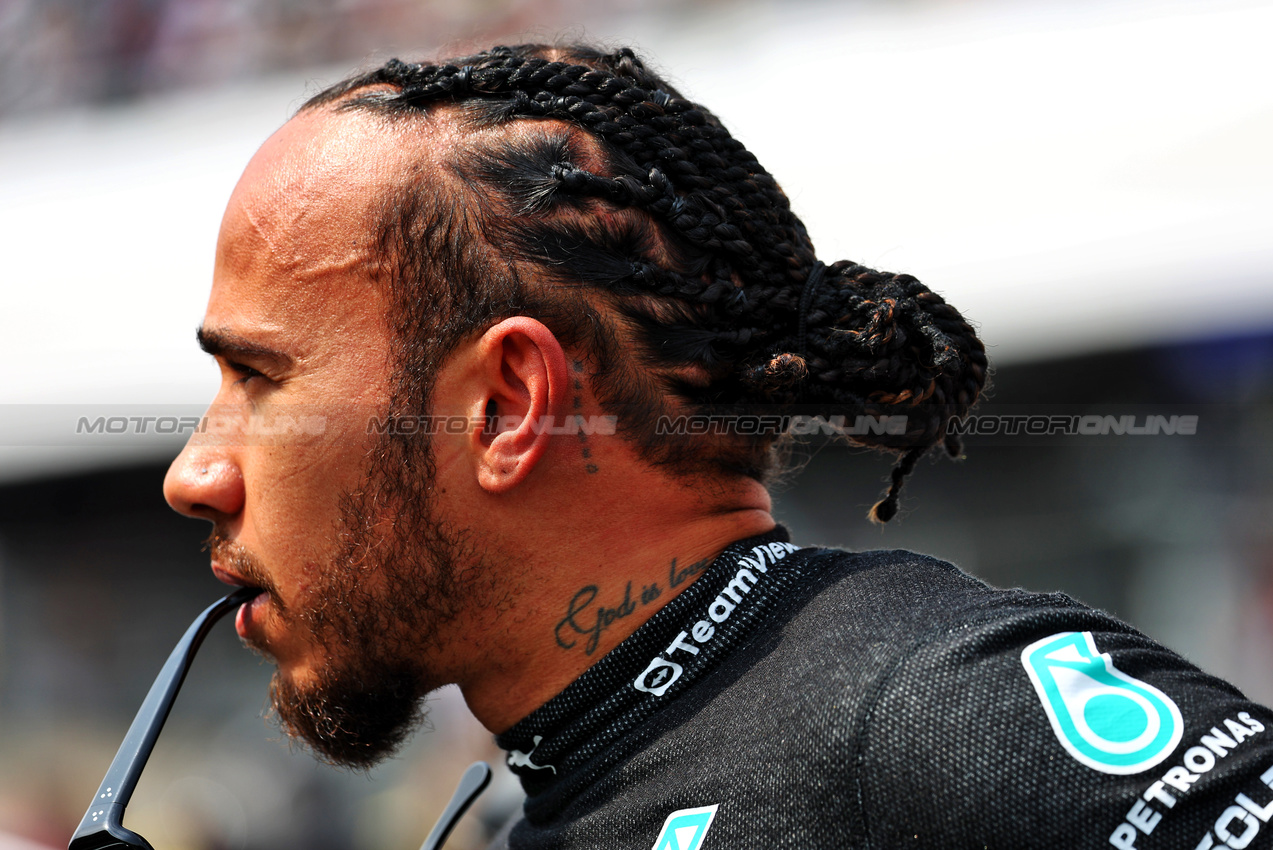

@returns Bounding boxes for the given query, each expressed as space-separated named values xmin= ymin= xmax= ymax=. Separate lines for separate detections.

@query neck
xmin=449 ymin=469 xmax=774 ymax=733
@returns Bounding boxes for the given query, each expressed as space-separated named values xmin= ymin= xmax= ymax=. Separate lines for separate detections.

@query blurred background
xmin=2 ymin=0 xmax=1272 ymax=847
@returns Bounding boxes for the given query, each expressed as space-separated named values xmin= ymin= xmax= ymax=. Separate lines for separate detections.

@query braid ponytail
xmin=732 ymin=259 xmax=987 ymax=521
xmin=306 ymin=43 xmax=988 ymax=521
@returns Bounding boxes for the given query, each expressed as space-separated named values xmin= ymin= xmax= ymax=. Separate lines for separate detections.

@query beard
xmin=210 ymin=423 xmax=481 ymax=769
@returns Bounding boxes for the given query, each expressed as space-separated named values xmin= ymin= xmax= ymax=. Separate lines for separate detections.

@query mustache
xmin=204 ymin=530 xmax=286 ymax=611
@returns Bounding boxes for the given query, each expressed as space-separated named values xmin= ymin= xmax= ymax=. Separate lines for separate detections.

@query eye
xmin=227 ymin=360 xmax=266 ymax=385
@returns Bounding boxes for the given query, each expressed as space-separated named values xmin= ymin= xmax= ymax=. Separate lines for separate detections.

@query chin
xmin=268 ymin=657 xmax=428 ymax=769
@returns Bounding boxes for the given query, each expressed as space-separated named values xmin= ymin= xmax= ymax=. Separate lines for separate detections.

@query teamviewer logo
xmin=651 ymin=804 xmax=718 ymax=850
xmin=634 ymin=657 xmax=683 ymax=696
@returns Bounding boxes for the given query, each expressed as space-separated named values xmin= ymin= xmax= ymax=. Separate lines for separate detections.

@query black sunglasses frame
xmin=67 ymin=587 xmax=489 ymax=850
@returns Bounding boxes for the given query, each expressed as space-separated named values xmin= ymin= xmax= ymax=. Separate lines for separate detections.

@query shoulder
xmin=738 ymin=545 xmax=1273 ymax=849
xmin=822 ymin=553 xmax=1273 ymax=849
xmin=707 ymin=544 xmax=1080 ymax=739
xmin=777 ymin=545 xmax=1083 ymax=654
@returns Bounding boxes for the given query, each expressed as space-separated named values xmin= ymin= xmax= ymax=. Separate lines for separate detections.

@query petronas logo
xmin=650 ymin=804 xmax=718 ymax=850
xmin=1022 ymin=631 xmax=1183 ymax=775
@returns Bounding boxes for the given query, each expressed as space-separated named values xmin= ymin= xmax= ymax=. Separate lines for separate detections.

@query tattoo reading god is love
xmin=554 ymin=557 xmax=710 ymax=655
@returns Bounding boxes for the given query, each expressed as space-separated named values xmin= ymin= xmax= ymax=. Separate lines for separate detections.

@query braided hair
xmin=304 ymin=43 xmax=988 ymax=522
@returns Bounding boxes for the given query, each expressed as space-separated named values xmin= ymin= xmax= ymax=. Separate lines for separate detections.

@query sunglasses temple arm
xmin=69 ymin=587 xmax=260 ymax=850
xmin=419 ymin=761 xmax=492 ymax=850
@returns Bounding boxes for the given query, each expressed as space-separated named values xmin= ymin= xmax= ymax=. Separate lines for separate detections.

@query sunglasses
xmin=67 ymin=587 xmax=490 ymax=850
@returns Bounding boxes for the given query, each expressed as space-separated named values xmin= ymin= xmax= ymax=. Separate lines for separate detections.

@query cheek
xmin=242 ymin=442 xmax=369 ymax=560
xmin=427 ymin=433 xmax=467 ymax=487
xmin=293 ymin=558 xmax=328 ymax=599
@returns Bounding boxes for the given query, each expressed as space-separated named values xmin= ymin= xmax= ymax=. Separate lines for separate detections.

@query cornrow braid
xmin=304 ymin=43 xmax=988 ymax=521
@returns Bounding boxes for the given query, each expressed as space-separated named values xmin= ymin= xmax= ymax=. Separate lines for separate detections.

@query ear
xmin=473 ymin=317 xmax=570 ymax=493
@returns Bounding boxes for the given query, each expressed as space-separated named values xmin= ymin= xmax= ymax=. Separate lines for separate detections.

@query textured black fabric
xmin=491 ymin=533 xmax=1273 ymax=849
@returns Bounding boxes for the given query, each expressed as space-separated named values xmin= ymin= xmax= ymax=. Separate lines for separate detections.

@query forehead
xmin=207 ymin=105 xmax=427 ymax=355
xmin=219 ymin=105 xmax=407 ymax=279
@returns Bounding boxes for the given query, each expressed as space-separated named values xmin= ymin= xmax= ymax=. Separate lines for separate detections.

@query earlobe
xmin=477 ymin=403 xmax=537 ymax=492
xmin=477 ymin=428 xmax=534 ymax=492
xmin=472 ymin=318 xmax=570 ymax=494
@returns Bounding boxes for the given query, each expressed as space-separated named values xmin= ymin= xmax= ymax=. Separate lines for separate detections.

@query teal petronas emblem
xmin=1022 ymin=631 xmax=1183 ymax=774
xmin=650 ymin=804 xmax=718 ymax=850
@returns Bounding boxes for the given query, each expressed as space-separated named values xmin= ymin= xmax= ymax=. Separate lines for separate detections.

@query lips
xmin=211 ymin=563 xmax=268 ymax=641
xmin=234 ymin=590 xmax=270 ymax=642
xmin=212 ymin=563 xmax=257 ymax=589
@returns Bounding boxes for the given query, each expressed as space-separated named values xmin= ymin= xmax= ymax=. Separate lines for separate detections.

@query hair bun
xmin=750 ymin=259 xmax=988 ymax=521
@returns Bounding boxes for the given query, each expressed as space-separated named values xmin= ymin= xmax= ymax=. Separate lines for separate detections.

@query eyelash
xmin=228 ymin=361 xmax=266 ymax=385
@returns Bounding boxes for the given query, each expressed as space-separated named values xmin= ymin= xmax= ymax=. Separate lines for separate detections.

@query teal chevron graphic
xmin=1022 ymin=631 xmax=1182 ymax=775
xmin=651 ymin=804 xmax=718 ymax=850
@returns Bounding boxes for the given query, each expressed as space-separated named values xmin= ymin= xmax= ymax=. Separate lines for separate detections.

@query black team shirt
xmin=492 ymin=530 xmax=1273 ymax=849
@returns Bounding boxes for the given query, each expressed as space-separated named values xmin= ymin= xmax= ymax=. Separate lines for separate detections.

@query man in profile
xmin=163 ymin=43 xmax=1273 ymax=849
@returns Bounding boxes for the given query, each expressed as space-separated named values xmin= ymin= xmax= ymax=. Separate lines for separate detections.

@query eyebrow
xmin=196 ymin=327 xmax=293 ymax=368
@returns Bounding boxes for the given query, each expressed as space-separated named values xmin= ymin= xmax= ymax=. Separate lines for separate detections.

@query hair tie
xmin=797 ymin=261 xmax=827 ymax=359
xmin=453 ymin=65 xmax=474 ymax=94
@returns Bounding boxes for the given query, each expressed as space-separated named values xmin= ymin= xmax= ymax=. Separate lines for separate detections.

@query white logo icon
xmin=634 ymin=657 xmax=683 ymax=696
xmin=507 ymin=735 xmax=556 ymax=774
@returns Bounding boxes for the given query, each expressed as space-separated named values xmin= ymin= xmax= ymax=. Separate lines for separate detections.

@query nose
xmin=163 ymin=446 xmax=245 ymax=520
